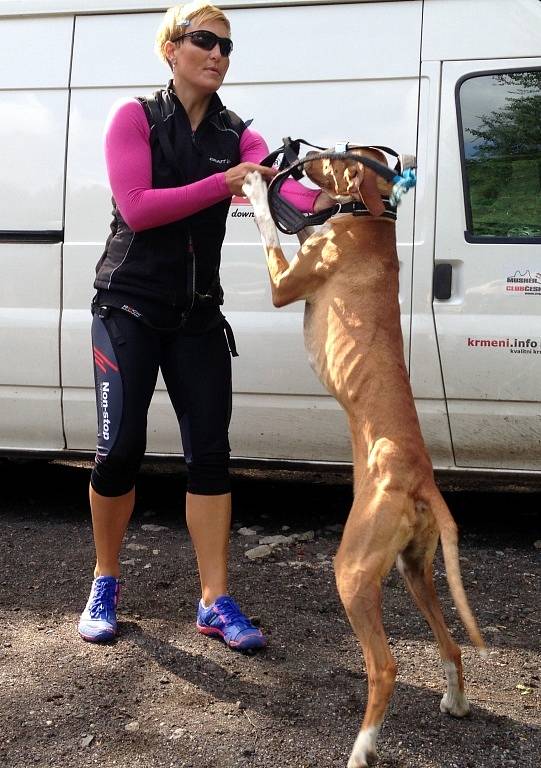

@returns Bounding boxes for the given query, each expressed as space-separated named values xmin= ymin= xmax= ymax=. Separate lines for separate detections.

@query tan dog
xmin=242 ymin=152 xmax=486 ymax=768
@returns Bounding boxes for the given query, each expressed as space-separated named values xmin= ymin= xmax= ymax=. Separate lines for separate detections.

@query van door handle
xmin=433 ymin=263 xmax=453 ymax=300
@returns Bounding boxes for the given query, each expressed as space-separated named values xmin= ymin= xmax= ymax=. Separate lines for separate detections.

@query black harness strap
xmin=261 ymin=137 xmax=327 ymax=177
xmin=143 ymin=94 xmax=185 ymax=184
xmin=223 ymin=319 xmax=238 ymax=357
xmin=92 ymin=299 xmax=238 ymax=357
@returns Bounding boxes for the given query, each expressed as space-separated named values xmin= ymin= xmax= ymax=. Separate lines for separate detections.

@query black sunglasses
xmin=171 ymin=30 xmax=233 ymax=57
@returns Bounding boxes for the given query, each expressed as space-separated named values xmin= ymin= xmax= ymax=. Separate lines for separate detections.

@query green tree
xmin=468 ymin=71 xmax=541 ymax=158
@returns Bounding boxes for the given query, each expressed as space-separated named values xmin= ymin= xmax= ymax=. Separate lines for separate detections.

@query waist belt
xmin=92 ymin=300 xmax=238 ymax=357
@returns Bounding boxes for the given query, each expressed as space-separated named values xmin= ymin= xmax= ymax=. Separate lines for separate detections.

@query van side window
xmin=457 ymin=70 xmax=541 ymax=241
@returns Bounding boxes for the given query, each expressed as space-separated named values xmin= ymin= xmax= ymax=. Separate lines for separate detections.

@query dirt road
xmin=0 ymin=460 xmax=539 ymax=768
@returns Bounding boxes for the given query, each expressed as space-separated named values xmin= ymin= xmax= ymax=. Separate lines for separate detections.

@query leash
xmin=260 ymin=138 xmax=416 ymax=235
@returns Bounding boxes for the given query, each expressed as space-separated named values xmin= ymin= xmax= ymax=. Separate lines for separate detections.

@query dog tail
xmin=427 ymin=488 xmax=487 ymax=655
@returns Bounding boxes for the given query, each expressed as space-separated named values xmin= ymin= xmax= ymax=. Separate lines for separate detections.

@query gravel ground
xmin=0 ymin=460 xmax=539 ymax=768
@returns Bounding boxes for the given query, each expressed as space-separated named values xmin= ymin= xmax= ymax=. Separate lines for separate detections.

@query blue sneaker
xmin=197 ymin=595 xmax=266 ymax=651
xmin=78 ymin=576 xmax=119 ymax=643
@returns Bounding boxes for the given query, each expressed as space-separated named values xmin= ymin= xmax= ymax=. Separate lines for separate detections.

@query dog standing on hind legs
xmin=242 ymin=152 xmax=486 ymax=768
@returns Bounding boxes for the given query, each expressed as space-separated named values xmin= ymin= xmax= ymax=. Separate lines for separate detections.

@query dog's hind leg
xmin=396 ymin=518 xmax=470 ymax=718
xmin=334 ymin=487 xmax=412 ymax=768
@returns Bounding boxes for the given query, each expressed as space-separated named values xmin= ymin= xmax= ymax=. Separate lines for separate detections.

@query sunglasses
xmin=171 ymin=30 xmax=233 ymax=57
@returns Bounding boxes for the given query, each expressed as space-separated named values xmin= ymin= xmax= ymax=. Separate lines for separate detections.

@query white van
xmin=0 ymin=0 xmax=540 ymax=481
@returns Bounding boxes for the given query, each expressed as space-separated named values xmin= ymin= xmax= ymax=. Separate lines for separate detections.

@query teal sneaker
xmin=78 ymin=576 xmax=119 ymax=643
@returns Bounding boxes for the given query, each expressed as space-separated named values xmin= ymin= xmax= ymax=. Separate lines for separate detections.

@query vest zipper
xmin=183 ymin=233 xmax=197 ymax=320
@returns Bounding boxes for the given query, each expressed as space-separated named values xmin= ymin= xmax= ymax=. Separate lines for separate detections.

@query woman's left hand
xmin=313 ymin=191 xmax=335 ymax=213
xmin=225 ymin=162 xmax=276 ymax=197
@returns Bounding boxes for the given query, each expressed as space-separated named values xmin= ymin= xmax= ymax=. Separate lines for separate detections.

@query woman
xmin=78 ymin=1 xmax=329 ymax=651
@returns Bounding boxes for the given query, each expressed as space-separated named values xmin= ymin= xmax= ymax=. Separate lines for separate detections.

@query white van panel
xmin=221 ymin=80 xmax=420 ymax=200
xmin=0 ymin=91 xmax=68 ymax=230
xmin=410 ymin=65 xmax=445 ymax=396
xmin=228 ymin=394 xmax=351 ymax=462
xmin=0 ymin=16 xmax=68 ymax=451
xmin=60 ymin=308 xmax=93 ymax=385
xmin=448 ymin=401 xmax=541 ymax=471
xmin=434 ymin=313 xmax=541 ymax=401
xmin=227 ymin=2 xmax=421 ymax=83
xmin=71 ymin=13 xmax=163 ymax=88
xmin=0 ymin=242 xmax=62 ymax=449
xmin=407 ymin=62 xmax=454 ymax=465
xmin=64 ymin=89 xmax=128 ymax=243
xmin=0 ymin=244 xmax=61 ymax=313
xmin=0 ymin=0 xmax=370 ymax=16
xmin=416 ymin=401 xmax=454 ymax=467
xmin=0 ymin=387 xmax=63 ymax=450
xmin=0 ymin=306 xmax=60 ymax=384
xmin=0 ymin=16 xmax=72 ymax=88
xmin=423 ymin=0 xmax=541 ymax=62
xmin=223 ymin=254 xmax=412 ymax=396
xmin=71 ymin=3 xmax=421 ymax=88
xmin=0 ymin=245 xmax=60 ymax=386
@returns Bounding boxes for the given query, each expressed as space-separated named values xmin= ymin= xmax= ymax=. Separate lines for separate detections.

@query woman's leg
xmin=90 ymin=485 xmax=135 ymax=579
xmin=185 ymin=490 xmax=231 ymax=605
xmin=79 ymin=311 xmax=159 ymax=641
xmin=162 ymin=325 xmax=265 ymax=649
xmin=162 ymin=324 xmax=233 ymax=599
xmin=89 ymin=311 xmax=159 ymax=569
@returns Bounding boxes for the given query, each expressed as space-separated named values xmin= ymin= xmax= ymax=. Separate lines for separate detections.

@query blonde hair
xmin=155 ymin=3 xmax=231 ymax=67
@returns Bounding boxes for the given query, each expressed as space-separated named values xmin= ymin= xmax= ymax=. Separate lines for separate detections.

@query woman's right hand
xmin=225 ymin=162 xmax=276 ymax=197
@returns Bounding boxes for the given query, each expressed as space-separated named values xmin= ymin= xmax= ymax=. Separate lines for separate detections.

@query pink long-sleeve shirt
xmin=104 ymin=98 xmax=319 ymax=232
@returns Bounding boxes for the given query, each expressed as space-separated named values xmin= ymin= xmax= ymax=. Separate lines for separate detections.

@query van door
xmin=0 ymin=16 xmax=73 ymax=450
xmin=434 ymin=60 xmax=541 ymax=470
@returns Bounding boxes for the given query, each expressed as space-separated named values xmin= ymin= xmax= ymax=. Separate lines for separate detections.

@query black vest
xmin=94 ymin=84 xmax=246 ymax=331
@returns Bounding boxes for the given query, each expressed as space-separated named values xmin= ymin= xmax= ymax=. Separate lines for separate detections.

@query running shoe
xmin=196 ymin=595 xmax=266 ymax=651
xmin=78 ymin=576 xmax=119 ymax=643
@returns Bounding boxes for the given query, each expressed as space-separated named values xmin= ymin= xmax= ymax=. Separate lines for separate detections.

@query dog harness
xmin=261 ymin=138 xmax=417 ymax=235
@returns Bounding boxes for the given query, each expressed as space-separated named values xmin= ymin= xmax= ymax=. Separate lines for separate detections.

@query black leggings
xmin=90 ymin=310 xmax=232 ymax=497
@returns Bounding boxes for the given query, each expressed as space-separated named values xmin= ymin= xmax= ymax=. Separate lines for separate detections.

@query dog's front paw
xmin=241 ymin=170 xmax=280 ymax=247
xmin=242 ymin=170 xmax=266 ymax=207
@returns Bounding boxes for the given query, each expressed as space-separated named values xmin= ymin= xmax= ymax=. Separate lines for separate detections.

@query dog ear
xmin=354 ymin=149 xmax=391 ymax=216
xmin=357 ymin=165 xmax=386 ymax=217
